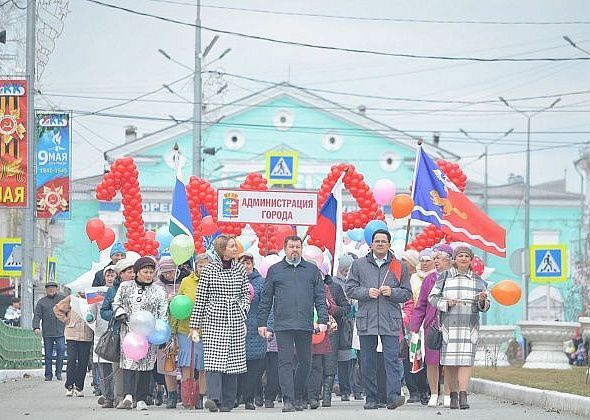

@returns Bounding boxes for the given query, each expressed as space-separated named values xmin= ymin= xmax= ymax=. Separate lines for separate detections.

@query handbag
xmin=426 ymin=272 xmax=448 ymax=351
xmin=338 ymin=317 xmax=353 ymax=350
xmin=95 ymin=317 xmax=120 ymax=363
xmin=162 ymin=337 xmax=178 ymax=373
xmin=181 ymin=341 xmax=199 ymax=408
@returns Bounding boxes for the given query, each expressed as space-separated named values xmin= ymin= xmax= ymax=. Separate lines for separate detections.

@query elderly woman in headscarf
xmin=189 ymin=235 xmax=250 ymax=413
xmin=409 ymin=244 xmax=453 ymax=408
xmin=428 ymin=246 xmax=490 ymax=410
xmin=113 ymin=257 xmax=168 ymax=411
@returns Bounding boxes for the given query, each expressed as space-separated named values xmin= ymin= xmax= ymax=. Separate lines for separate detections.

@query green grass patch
xmin=473 ymin=366 xmax=590 ymax=397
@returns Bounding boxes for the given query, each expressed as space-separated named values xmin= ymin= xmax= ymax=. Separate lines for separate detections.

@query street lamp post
xmin=498 ymin=96 xmax=561 ymax=323
xmin=193 ymin=0 xmax=202 ymax=178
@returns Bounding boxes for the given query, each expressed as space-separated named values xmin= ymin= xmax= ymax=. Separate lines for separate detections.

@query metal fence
xmin=0 ymin=321 xmax=43 ymax=369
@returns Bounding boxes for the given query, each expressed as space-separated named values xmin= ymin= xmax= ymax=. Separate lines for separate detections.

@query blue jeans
xmin=43 ymin=336 xmax=66 ymax=379
xmin=359 ymin=335 xmax=403 ymax=403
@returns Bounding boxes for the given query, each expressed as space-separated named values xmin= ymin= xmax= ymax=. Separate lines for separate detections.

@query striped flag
xmin=169 ymin=151 xmax=194 ymax=238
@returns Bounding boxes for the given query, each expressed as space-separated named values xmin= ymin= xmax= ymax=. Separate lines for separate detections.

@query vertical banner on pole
xmin=35 ymin=111 xmax=71 ymax=219
xmin=0 ymin=79 xmax=28 ymax=208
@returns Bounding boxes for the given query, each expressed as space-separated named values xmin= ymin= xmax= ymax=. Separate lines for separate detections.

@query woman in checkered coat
xmin=189 ymin=235 xmax=250 ymax=412
xmin=428 ymin=246 xmax=489 ymax=410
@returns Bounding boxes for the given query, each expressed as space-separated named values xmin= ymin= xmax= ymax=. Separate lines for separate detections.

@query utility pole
xmin=21 ymin=0 xmax=36 ymax=329
xmin=193 ymin=0 xmax=202 ymax=178
xmin=499 ymin=97 xmax=561 ymax=323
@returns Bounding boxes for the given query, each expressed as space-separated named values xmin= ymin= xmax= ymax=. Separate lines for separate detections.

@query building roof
xmin=465 ymin=178 xmax=582 ymax=201
xmin=104 ymin=82 xmax=460 ymax=162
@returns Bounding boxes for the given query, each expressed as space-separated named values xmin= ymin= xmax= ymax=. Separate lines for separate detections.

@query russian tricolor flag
xmin=308 ymin=173 xmax=344 ymax=275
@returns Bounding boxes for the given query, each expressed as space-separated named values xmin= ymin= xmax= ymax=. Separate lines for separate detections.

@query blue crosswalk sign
xmin=265 ymin=151 xmax=298 ymax=185
xmin=530 ymin=244 xmax=567 ymax=283
xmin=0 ymin=238 xmax=22 ymax=277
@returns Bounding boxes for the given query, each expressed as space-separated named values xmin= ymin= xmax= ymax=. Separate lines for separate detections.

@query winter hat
xmin=114 ymin=258 xmax=134 ymax=274
xmin=158 ymin=257 xmax=176 ymax=274
xmin=419 ymin=249 xmax=433 ymax=261
xmin=453 ymin=246 xmax=474 ymax=260
xmin=110 ymin=241 xmax=126 ymax=257
xmin=133 ymin=257 xmax=156 ymax=274
xmin=401 ymin=250 xmax=420 ymax=268
xmin=433 ymin=243 xmax=454 ymax=257
xmin=338 ymin=254 xmax=354 ymax=272
xmin=103 ymin=265 xmax=116 ymax=275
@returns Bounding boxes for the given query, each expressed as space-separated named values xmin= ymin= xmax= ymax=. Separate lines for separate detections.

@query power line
xmin=145 ymin=0 xmax=590 ymax=26
xmin=84 ymin=0 xmax=590 ymax=62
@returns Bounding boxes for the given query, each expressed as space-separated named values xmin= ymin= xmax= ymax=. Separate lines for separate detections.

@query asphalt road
xmin=0 ymin=376 xmax=582 ymax=420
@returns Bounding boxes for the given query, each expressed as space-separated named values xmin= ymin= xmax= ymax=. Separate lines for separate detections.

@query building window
xmin=379 ymin=151 xmax=401 ymax=172
xmin=224 ymin=129 xmax=245 ymax=150
xmin=322 ymin=131 xmax=343 ymax=151
xmin=273 ymin=109 xmax=294 ymax=131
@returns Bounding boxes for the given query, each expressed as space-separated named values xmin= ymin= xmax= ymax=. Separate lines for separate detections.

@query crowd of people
xmin=30 ymin=229 xmax=493 ymax=412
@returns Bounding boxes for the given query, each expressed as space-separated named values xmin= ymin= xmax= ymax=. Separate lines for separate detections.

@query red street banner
xmin=0 ymin=79 xmax=28 ymax=208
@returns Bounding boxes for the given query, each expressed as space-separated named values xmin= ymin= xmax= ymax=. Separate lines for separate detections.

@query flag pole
xmin=404 ymin=139 xmax=423 ymax=250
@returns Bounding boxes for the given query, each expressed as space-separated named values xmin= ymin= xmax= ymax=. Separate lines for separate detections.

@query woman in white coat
xmin=113 ymin=257 xmax=168 ymax=411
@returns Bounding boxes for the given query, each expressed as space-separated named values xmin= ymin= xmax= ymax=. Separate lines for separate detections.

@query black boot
xmin=155 ymin=387 xmax=163 ymax=406
xmin=309 ymin=399 xmax=320 ymax=409
xmin=195 ymin=395 xmax=203 ymax=410
xmin=459 ymin=391 xmax=469 ymax=409
xmin=449 ymin=392 xmax=459 ymax=409
xmin=322 ymin=376 xmax=334 ymax=407
xmin=166 ymin=391 xmax=177 ymax=409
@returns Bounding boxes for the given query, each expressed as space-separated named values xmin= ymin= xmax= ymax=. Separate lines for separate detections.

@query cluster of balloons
xmin=239 ymin=173 xmax=282 ymax=255
xmin=95 ymin=157 xmax=159 ymax=256
xmin=85 ymin=218 xmax=116 ymax=251
xmin=407 ymin=224 xmax=445 ymax=251
xmin=436 ymin=159 xmax=467 ymax=191
xmin=122 ymin=311 xmax=171 ymax=361
xmin=309 ymin=164 xmax=385 ymax=249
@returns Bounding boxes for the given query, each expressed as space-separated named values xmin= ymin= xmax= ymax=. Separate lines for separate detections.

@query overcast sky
xmin=3 ymin=0 xmax=590 ymax=191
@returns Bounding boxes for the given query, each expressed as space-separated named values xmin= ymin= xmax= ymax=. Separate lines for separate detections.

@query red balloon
xmin=96 ymin=227 xmax=116 ymax=251
xmin=201 ymin=215 xmax=218 ymax=236
xmin=145 ymin=231 xmax=156 ymax=241
xmin=86 ymin=218 xmax=106 ymax=241
xmin=470 ymin=256 xmax=485 ymax=276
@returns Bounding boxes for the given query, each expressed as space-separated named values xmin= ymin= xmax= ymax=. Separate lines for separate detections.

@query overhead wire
xmin=144 ymin=0 xmax=590 ymax=26
xmin=84 ymin=0 xmax=590 ymax=62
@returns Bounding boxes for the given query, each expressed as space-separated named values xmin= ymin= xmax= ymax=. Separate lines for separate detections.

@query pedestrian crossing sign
xmin=46 ymin=257 xmax=57 ymax=284
xmin=0 ymin=237 xmax=22 ymax=277
xmin=530 ymin=244 xmax=567 ymax=283
xmin=265 ymin=151 xmax=298 ymax=185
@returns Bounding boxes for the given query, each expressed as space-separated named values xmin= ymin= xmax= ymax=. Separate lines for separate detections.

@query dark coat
xmin=258 ymin=258 xmax=328 ymax=332
xmin=32 ymin=293 xmax=66 ymax=337
xmin=245 ymin=269 xmax=268 ymax=360
xmin=327 ymin=276 xmax=352 ymax=350
xmin=345 ymin=251 xmax=412 ymax=337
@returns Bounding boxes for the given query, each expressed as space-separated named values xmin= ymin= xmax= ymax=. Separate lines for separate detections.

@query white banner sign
xmin=217 ymin=189 xmax=318 ymax=226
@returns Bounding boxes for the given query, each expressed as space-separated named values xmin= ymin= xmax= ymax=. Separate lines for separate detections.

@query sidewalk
xmin=0 ymin=368 xmax=45 ymax=382
xmin=471 ymin=377 xmax=590 ymax=418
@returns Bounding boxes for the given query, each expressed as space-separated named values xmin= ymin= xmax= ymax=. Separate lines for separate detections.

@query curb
xmin=471 ymin=377 xmax=590 ymax=417
xmin=0 ymin=368 xmax=45 ymax=382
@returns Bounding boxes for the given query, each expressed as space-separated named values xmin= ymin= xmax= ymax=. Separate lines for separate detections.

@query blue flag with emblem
xmin=169 ymin=151 xmax=194 ymax=238
xmin=411 ymin=147 xmax=446 ymax=226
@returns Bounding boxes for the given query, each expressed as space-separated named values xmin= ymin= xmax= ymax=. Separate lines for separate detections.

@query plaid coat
xmin=428 ymin=268 xmax=490 ymax=366
xmin=190 ymin=258 xmax=250 ymax=374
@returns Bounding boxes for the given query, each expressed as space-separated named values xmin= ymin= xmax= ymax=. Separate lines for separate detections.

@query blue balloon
xmin=347 ymin=228 xmax=364 ymax=242
xmin=147 ymin=319 xmax=172 ymax=345
xmin=156 ymin=226 xmax=174 ymax=253
xmin=364 ymin=220 xmax=388 ymax=245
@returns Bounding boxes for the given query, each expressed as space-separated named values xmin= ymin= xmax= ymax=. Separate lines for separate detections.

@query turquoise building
xmin=60 ymin=83 xmax=584 ymax=325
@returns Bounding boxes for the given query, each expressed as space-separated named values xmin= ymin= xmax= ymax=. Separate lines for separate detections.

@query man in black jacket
xmin=258 ymin=236 xmax=329 ymax=412
xmin=33 ymin=282 xmax=66 ymax=381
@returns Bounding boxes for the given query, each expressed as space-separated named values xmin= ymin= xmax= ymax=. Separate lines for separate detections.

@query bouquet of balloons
xmin=121 ymin=295 xmax=194 ymax=361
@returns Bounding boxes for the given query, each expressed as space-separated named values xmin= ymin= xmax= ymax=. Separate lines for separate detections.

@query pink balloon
xmin=258 ymin=254 xmax=282 ymax=277
xmin=122 ymin=332 xmax=149 ymax=361
xmin=372 ymin=179 xmax=396 ymax=206
xmin=302 ymin=245 xmax=323 ymax=264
